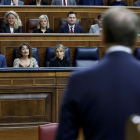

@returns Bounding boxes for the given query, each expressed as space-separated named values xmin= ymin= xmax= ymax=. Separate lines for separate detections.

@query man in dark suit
xmin=0 ymin=0 xmax=24 ymax=5
xmin=58 ymin=11 xmax=84 ymax=33
xmin=55 ymin=7 xmax=140 ymax=140
xmin=78 ymin=0 xmax=104 ymax=5
xmin=0 ymin=54 xmax=7 ymax=67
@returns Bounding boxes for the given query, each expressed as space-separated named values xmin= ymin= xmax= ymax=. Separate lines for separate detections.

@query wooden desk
xmin=0 ymin=69 xmax=74 ymax=140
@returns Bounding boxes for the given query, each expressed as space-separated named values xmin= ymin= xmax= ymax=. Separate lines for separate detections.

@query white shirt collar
xmin=68 ymin=24 xmax=75 ymax=28
xmin=68 ymin=24 xmax=75 ymax=33
xmin=105 ymin=45 xmax=132 ymax=55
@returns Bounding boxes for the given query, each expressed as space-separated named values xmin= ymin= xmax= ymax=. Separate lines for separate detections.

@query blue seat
xmin=45 ymin=47 xmax=71 ymax=67
xmin=135 ymin=48 xmax=140 ymax=60
xmin=13 ymin=48 xmax=40 ymax=66
xmin=74 ymin=47 xmax=99 ymax=67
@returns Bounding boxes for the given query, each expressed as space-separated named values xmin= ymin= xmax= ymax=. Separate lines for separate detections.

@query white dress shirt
xmin=11 ymin=0 xmax=14 ymax=5
xmin=68 ymin=24 xmax=75 ymax=33
xmin=105 ymin=45 xmax=132 ymax=55
xmin=62 ymin=0 xmax=67 ymax=5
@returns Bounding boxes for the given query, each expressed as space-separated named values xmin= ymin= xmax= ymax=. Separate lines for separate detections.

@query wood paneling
xmin=0 ymin=91 xmax=52 ymax=123
xmin=0 ymin=127 xmax=38 ymax=140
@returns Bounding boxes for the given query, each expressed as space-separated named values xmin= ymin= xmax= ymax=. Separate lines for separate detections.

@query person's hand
xmin=13 ymin=0 xmax=18 ymax=5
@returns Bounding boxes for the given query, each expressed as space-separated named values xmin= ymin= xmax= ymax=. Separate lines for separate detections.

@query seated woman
xmin=49 ymin=44 xmax=72 ymax=67
xmin=29 ymin=0 xmax=48 ymax=5
xmin=109 ymin=0 xmax=128 ymax=6
xmin=1 ymin=10 xmax=22 ymax=33
xmin=13 ymin=43 xmax=39 ymax=68
xmin=32 ymin=15 xmax=54 ymax=33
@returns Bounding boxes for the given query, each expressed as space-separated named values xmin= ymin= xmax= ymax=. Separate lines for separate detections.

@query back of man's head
xmin=103 ymin=7 xmax=139 ymax=47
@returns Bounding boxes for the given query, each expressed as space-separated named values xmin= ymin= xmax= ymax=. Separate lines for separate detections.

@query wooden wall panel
xmin=0 ymin=92 xmax=52 ymax=123
xmin=56 ymin=89 xmax=65 ymax=122
xmin=0 ymin=127 xmax=38 ymax=140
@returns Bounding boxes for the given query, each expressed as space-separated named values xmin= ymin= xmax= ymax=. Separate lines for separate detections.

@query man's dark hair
xmin=98 ymin=14 xmax=101 ymax=19
xmin=67 ymin=11 xmax=76 ymax=17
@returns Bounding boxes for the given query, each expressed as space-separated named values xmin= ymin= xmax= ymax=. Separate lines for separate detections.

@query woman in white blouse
xmin=13 ymin=43 xmax=39 ymax=68
xmin=1 ymin=10 xmax=22 ymax=33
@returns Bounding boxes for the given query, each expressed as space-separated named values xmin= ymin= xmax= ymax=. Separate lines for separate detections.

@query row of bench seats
xmin=12 ymin=47 xmax=99 ymax=67
xmin=1 ymin=47 xmax=140 ymax=67
xmin=0 ymin=18 xmax=98 ymax=33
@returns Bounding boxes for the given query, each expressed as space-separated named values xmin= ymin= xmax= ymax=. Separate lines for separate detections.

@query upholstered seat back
xmin=26 ymin=18 xmax=38 ymax=33
xmin=45 ymin=47 xmax=71 ymax=67
xmin=13 ymin=48 xmax=40 ymax=66
xmin=59 ymin=18 xmax=80 ymax=27
xmin=74 ymin=47 xmax=99 ymax=67
xmin=38 ymin=123 xmax=58 ymax=140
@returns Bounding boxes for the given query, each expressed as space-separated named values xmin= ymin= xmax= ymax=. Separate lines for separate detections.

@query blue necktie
xmin=89 ymin=0 xmax=94 ymax=5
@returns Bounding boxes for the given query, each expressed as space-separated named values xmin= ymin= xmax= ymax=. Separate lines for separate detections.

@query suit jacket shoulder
xmin=134 ymin=1 xmax=140 ymax=6
xmin=89 ymin=24 xmax=99 ymax=33
xmin=18 ymin=0 xmax=24 ymax=5
xmin=0 ymin=54 xmax=7 ymax=67
xmin=29 ymin=0 xmax=48 ymax=5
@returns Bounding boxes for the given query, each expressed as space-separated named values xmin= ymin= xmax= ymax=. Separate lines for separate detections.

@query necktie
xmin=63 ymin=0 xmax=66 ymax=6
xmin=70 ymin=26 xmax=73 ymax=33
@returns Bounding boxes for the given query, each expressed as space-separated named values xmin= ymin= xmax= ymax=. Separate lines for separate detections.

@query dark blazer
xmin=55 ymin=51 xmax=140 ymax=140
xmin=78 ymin=0 xmax=104 ymax=5
xmin=0 ymin=54 xmax=7 ymax=67
xmin=134 ymin=0 xmax=140 ymax=6
xmin=29 ymin=0 xmax=48 ymax=5
xmin=58 ymin=24 xmax=84 ymax=33
xmin=32 ymin=28 xmax=54 ymax=33
xmin=1 ymin=24 xmax=22 ymax=33
xmin=0 ymin=0 xmax=24 ymax=5
xmin=109 ymin=1 xmax=128 ymax=6
xmin=49 ymin=56 xmax=72 ymax=67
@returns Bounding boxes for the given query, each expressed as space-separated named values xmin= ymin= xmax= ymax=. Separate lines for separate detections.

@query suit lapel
xmin=59 ymin=0 xmax=62 ymax=5
xmin=6 ymin=24 xmax=11 ymax=33
xmin=74 ymin=24 xmax=77 ymax=33
xmin=95 ymin=24 xmax=99 ymax=33
xmin=66 ymin=24 xmax=69 ymax=33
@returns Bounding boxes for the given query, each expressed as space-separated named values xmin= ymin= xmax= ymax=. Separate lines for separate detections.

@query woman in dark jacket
xmin=32 ymin=15 xmax=54 ymax=33
xmin=1 ymin=10 xmax=22 ymax=33
xmin=29 ymin=0 xmax=48 ymax=5
xmin=109 ymin=0 xmax=128 ymax=6
xmin=49 ymin=44 xmax=72 ymax=67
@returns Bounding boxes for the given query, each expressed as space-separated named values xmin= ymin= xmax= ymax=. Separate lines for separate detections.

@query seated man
xmin=109 ymin=0 xmax=128 ymax=6
xmin=0 ymin=54 xmax=7 ymax=67
xmin=0 ymin=0 xmax=24 ymax=5
xmin=134 ymin=0 xmax=140 ymax=6
xmin=58 ymin=11 xmax=84 ymax=33
xmin=89 ymin=14 xmax=102 ymax=33
xmin=78 ymin=0 xmax=104 ymax=5
xmin=51 ymin=0 xmax=76 ymax=5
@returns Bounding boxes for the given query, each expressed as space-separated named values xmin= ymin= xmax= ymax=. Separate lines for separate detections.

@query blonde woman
xmin=49 ymin=44 xmax=72 ymax=67
xmin=1 ymin=10 xmax=22 ymax=33
xmin=32 ymin=15 xmax=54 ymax=33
